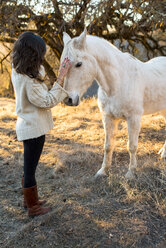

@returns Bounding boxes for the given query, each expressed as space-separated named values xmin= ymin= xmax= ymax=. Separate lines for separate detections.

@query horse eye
xmin=75 ymin=62 xmax=82 ymax=68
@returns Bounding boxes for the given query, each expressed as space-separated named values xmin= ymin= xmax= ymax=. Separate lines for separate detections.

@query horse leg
xmin=95 ymin=115 xmax=119 ymax=178
xmin=158 ymin=109 xmax=166 ymax=158
xmin=125 ymin=115 xmax=141 ymax=179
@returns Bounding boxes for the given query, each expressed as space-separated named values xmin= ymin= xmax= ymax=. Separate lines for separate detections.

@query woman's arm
xmin=26 ymin=58 xmax=71 ymax=109
xmin=26 ymin=82 xmax=68 ymax=109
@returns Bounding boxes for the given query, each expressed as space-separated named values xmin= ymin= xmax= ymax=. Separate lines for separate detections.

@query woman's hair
xmin=11 ymin=32 xmax=46 ymax=81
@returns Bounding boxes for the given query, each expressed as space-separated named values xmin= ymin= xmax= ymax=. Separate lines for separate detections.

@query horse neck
xmin=86 ymin=36 xmax=123 ymax=96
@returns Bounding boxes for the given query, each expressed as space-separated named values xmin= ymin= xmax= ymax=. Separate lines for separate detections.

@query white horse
xmin=61 ymin=29 xmax=166 ymax=179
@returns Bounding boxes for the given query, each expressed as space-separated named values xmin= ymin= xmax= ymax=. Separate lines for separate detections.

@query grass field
xmin=0 ymin=97 xmax=166 ymax=248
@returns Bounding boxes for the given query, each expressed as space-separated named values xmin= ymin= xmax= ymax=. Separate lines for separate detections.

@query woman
xmin=11 ymin=31 xmax=70 ymax=217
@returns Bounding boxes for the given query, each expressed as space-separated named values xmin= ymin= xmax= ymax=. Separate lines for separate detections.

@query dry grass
xmin=0 ymin=97 xmax=166 ymax=248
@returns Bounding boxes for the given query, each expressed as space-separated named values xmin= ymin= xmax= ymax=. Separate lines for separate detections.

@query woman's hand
xmin=57 ymin=57 xmax=71 ymax=86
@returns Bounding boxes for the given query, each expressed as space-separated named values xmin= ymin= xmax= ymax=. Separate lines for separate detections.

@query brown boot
xmin=22 ymin=177 xmax=46 ymax=208
xmin=23 ymin=185 xmax=50 ymax=217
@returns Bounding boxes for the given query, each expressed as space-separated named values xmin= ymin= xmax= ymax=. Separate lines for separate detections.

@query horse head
xmin=61 ymin=29 xmax=97 ymax=106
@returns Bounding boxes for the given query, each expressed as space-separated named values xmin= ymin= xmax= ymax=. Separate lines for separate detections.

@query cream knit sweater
xmin=11 ymin=66 xmax=68 ymax=141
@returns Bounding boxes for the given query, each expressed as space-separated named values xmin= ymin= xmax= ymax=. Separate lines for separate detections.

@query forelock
xmin=62 ymin=41 xmax=77 ymax=62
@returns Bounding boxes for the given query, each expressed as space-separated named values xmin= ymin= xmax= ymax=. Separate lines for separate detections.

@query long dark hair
xmin=12 ymin=32 xmax=46 ymax=81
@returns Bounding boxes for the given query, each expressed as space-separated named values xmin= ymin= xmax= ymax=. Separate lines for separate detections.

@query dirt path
xmin=0 ymin=97 xmax=166 ymax=248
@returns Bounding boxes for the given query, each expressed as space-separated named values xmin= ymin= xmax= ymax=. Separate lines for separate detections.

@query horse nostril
xmin=64 ymin=96 xmax=79 ymax=106
xmin=68 ymin=98 xmax=72 ymax=105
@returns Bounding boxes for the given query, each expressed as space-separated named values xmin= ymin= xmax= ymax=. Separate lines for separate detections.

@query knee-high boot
xmin=22 ymin=177 xmax=46 ymax=208
xmin=23 ymin=185 xmax=50 ymax=217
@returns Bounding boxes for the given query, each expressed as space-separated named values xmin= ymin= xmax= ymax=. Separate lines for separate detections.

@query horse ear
xmin=74 ymin=28 xmax=87 ymax=49
xmin=63 ymin=32 xmax=71 ymax=46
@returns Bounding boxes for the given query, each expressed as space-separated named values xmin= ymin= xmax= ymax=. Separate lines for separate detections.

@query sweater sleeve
xmin=26 ymin=80 xmax=69 ymax=109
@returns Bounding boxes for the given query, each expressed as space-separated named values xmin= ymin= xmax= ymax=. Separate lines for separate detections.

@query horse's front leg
xmin=125 ymin=115 xmax=141 ymax=179
xmin=95 ymin=115 xmax=119 ymax=178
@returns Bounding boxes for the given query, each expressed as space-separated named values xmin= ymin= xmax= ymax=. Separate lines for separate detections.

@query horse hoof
xmin=125 ymin=170 xmax=135 ymax=180
xmin=161 ymin=152 xmax=166 ymax=159
xmin=158 ymin=147 xmax=166 ymax=159
xmin=95 ymin=168 xmax=107 ymax=179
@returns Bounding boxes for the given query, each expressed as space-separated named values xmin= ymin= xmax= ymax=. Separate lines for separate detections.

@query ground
xmin=0 ymin=97 xmax=166 ymax=248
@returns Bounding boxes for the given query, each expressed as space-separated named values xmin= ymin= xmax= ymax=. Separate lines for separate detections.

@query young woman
xmin=11 ymin=31 xmax=70 ymax=217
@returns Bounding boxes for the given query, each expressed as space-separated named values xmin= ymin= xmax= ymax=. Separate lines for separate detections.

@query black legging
xmin=23 ymin=135 xmax=45 ymax=188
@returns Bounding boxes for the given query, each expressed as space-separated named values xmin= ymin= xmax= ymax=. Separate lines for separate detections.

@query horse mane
xmin=85 ymin=35 xmax=143 ymax=74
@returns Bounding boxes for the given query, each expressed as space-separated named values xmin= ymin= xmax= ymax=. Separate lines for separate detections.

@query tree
xmin=0 ymin=0 xmax=166 ymax=93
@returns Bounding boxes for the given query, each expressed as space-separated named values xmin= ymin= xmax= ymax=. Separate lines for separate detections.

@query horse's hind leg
xmin=126 ymin=115 xmax=141 ymax=179
xmin=158 ymin=109 xmax=166 ymax=158
xmin=95 ymin=115 xmax=119 ymax=178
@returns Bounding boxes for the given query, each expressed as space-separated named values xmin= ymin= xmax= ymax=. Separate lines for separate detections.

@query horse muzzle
xmin=64 ymin=95 xmax=80 ymax=106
